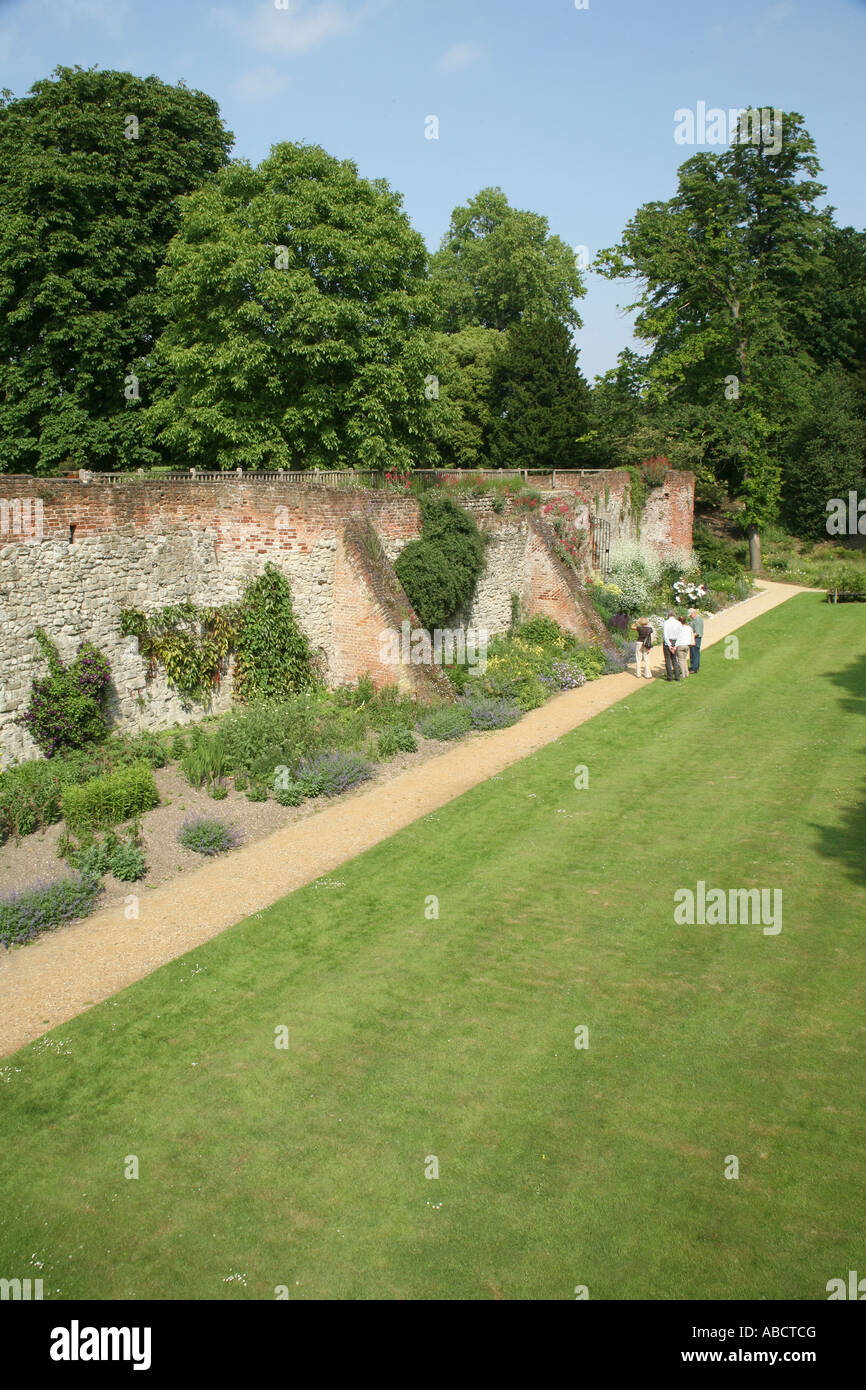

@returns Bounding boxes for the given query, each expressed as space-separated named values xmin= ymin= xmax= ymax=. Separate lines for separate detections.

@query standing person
xmin=662 ymin=611 xmax=683 ymax=681
xmin=689 ymin=608 xmax=704 ymax=673
xmin=632 ymin=616 xmax=655 ymax=680
xmin=677 ymin=615 xmax=694 ymax=680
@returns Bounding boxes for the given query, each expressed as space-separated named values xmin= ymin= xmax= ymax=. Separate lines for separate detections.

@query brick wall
xmin=0 ymin=473 xmax=694 ymax=766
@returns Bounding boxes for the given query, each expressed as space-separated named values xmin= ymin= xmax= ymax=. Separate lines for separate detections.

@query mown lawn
xmin=1 ymin=594 xmax=864 ymax=1300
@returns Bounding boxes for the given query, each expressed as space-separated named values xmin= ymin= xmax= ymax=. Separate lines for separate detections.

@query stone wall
xmin=0 ymin=473 xmax=693 ymax=767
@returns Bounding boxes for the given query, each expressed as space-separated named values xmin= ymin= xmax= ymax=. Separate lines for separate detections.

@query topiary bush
xmin=19 ymin=630 xmax=112 ymax=757
xmin=394 ymin=493 xmax=486 ymax=629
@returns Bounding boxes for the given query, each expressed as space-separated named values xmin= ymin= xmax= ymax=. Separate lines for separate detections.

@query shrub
xmin=417 ymin=703 xmax=473 ymax=741
xmin=295 ymin=751 xmax=374 ymax=798
xmin=209 ymin=784 xmax=228 ymax=800
xmin=111 ymin=731 xmax=167 ymax=769
xmin=61 ymin=761 xmax=159 ymax=832
xmin=245 ymin=783 xmax=269 ymax=802
xmin=606 ymin=540 xmax=665 ymax=614
xmin=0 ymin=873 xmax=104 ymax=949
xmin=178 ymin=817 xmax=241 ymax=856
xmin=395 ymin=493 xmax=486 ymax=629
xmin=19 ymin=630 xmax=112 ymax=757
xmin=377 ymin=724 xmax=419 ymax=759
xmin=275 ymin=782 xmax=305 ymax=807
xmin=108 ymin=843 xmax=147 ymax=882
xmin=460 ymin=695 xmax=521 ymax=730
xmin=0 ymin=762 xmax=64 ymax=843
xmin=518 ymin=615 xmax=565 ymax=645
xmin=170 ymin=731 xmax=189 ymax=761
xmin=539 ymin=660 xmax=587 ymax=691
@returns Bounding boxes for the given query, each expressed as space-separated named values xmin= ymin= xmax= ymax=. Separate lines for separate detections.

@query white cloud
xmin=437 ymin=40 xmax=485 ymax=73
xmin=1 ymin=0 xmax=133 ymax=37
xmin=232 ymin=65 xmax=289 ymax=102
xmin=211 ymin=1 xmax=388 ymax=58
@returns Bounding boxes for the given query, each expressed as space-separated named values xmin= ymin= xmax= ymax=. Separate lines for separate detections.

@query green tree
xmin=489 ymin=317 xmax=591 ymax=471
xmin=0 ymin=66 xmax=232 ymax=474
xmin=146 ymin=143 xmax=438 ymax=471
xmin=430 ymin=187 xmax=584 ymax=333
xmin=781 ymin=368 xmax=866 ymax=539
xmin=595 ymin=109 xmax=830 ymax=566
xmin=428 ymin=327 xmax=505 ymax=469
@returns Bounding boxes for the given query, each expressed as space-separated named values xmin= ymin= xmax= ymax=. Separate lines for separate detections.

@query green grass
xmin=1 ymin=595 xmax=864 ymax=1300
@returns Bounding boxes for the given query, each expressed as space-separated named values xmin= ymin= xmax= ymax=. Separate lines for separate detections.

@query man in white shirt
xmin=662 ymin=612 xmax=683 ymax=681
xmin=676 ymin=618 xmax=694 ymax=680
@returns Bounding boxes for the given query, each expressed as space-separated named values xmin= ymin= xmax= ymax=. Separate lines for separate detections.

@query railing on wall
xmin=67 ymin=467 xmax=616 ymax=488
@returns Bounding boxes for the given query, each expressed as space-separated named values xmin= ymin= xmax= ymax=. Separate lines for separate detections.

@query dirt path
xmin=0 ymin=580 xmax=813 ymax=1056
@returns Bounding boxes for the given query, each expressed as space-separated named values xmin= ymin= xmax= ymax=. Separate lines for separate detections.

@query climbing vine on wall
xmin=119 ymin=565 xmax=314 ymax=704
xmin=120 ymin=602 xmax=237 ymax=702
xmin=232 ymin=563 xmax=316 ymax=702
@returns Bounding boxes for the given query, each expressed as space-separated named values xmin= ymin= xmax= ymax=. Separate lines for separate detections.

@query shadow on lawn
xmin=811 ymin=648 xmax=866 ymax=886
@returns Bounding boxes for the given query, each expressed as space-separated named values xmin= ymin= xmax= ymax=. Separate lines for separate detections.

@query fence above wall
xmin=66 ymin=467 xmax=618 ymax=489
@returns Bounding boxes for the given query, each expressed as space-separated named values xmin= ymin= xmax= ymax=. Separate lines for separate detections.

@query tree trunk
xmin=748 ymin=524 xmax=762 ymax=572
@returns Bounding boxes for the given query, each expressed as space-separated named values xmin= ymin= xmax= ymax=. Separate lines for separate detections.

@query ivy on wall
xmin=120 ymin=602 xmax=236 ymax=703
xmin=119 ymin=564 xmax=314 ymax=704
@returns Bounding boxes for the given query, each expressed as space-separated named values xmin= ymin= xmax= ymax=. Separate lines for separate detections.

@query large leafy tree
xmin=781 ymin=367 xmax=866 ymax=539
xmin=427 ymin=326 xmax=505 ymax=469
xmin=146 ymin=143 xmax=437 ymax=470
xmin=430 ymin=187 xmax=584 ymax=333
xmin=489 ymin=316 xmax=591 ymax=471
xmin=0 ymin=66 xmax=232 ymax=474
xmin=595 ymin=109 xmax=832 ymax=565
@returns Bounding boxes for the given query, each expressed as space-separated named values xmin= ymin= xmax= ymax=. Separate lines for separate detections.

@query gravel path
xmin=0 ymin=580 xmax=813 ymax=1056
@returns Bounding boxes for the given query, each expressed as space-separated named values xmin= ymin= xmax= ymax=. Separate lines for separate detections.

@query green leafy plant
xmin=19 ymin=630 xmax=112 ymax=757
xmin=61 ymin=761 xmax=159 ymax=833
xmin=232 ymin=564 xmax=316 ymax=703
xmin=417 ymin=704 xmax=473 ymax=742
xmin=377 ymin=724 xmax=418 ymax=759
xmin=274 ymin=782 xmax=306 ymax=807
xmin=395 ymin=493 xmax=486 ymax=629
xmin=178 ymin=816 xmax=241 ymax=856
xmin=120 ymin=602 xmax=236 ymax=703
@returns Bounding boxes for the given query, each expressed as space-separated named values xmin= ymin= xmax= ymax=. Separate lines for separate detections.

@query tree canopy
xmin=430 ymin=187 xmax=584 ymax=334
xmin=145 ymin=142 xmax=438 ymax=471
xmin=0 ymin=66 xmax=233 ymax=474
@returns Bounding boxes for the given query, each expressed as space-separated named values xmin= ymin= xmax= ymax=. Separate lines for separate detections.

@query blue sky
xmin=1 ymin=0 xmax=865 ymax=380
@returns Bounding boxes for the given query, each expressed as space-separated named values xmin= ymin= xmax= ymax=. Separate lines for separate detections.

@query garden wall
xmin=0 ymin=473 xmax=694 ymax=766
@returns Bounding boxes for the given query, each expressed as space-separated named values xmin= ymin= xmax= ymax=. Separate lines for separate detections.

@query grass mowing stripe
xmin=0 ymin=596 xmax=864 ymax=1298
